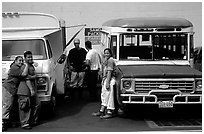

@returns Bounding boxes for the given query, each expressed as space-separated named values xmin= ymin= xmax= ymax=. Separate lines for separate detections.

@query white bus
xmin=99 ymin=17 xmax=202 ymax=111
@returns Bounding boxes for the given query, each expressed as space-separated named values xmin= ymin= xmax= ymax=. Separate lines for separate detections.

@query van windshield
xmin=119 ymin=33 xmax=188 ymax=61
xmin=2 ymin=39 xmax=47 ymax=61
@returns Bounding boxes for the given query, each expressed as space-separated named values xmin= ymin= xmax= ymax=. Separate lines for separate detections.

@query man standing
xmin=66 ymin=38 xmax=87 ymax=100
xmin=17 ymin=51 xmax=41 ymax=129
xmin=85 ymin=41 xmax=102 ymax=101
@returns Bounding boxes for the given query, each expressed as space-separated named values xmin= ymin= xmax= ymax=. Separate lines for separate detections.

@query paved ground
xmin=6 ymin=96 xmax=202 ymax=132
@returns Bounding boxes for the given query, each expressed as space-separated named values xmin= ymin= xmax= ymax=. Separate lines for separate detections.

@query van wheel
xmin=46 ymin=95 xmax=56 ymax=117
xmin=48 ymin=86 xmax=57 ymax=116
xmin=51 ymin=95 xmax=56 ymax=111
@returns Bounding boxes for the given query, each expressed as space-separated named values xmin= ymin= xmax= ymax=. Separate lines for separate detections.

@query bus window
xmin=152 ymin=34 xmax=187 ymax=60
xmin=119 ymin=34 xmax=152 ymax=60
xmin=119 ymin=33 xmax=188 ymax=60
xmin=110 ymin=35 xmax=117 ymax=59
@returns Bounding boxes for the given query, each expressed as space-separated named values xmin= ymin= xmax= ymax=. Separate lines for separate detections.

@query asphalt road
xmin=6 ymin=91 xmax=202 ymax=132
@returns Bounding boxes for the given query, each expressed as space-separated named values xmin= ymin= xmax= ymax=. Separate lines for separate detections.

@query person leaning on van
xmin=2 ymin=56 xmax=29 ymax=131
xmin=17 ymin=51 xmax=41 ymax=129
xmin=92 ymin=48 xmax=117 ymax=119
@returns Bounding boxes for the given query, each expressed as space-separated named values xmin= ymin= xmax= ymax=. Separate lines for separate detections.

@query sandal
xmin=92 ymin=110 xmax=104 ymax=116
xmin=100 ymin=111 xmax=115 ymax=119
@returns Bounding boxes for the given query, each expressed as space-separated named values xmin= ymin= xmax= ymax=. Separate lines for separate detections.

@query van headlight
xmin=37 ymin=77 xmax=47 ymax=85
xmin=122 ymin=80 xmax=132 ymax=90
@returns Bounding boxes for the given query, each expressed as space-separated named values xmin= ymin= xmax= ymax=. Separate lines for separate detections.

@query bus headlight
xmin=122 ymin=80 xmax=132 ymax=90
xmin=195 ymin=80 xmax=202 ymax=91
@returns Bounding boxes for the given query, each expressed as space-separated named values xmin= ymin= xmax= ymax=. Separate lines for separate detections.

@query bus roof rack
xmin=102 ymin=17 xmax=193 ymax=28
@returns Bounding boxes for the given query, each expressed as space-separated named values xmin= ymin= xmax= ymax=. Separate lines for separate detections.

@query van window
xmin=46 ymin=40 xmax=53 ymax=58
xmin=2 ymin=39 xmax=47 ymax=61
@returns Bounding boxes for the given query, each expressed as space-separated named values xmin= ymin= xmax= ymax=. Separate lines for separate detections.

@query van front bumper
xmin=38 ymin=95 xmax=51 ymax=103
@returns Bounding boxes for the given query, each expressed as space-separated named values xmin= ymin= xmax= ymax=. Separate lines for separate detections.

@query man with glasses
xmin=65 ymin=38 xmax=87 ymax=101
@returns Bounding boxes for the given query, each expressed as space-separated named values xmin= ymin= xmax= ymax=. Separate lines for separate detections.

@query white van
xmin=2 ymin=12 xmax=66 ymax=112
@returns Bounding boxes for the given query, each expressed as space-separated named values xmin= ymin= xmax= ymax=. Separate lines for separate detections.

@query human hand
xmin=23 ymin=62 xmax=28 ymax=66
xmin=106 ymin=83 xmax=110 ymax=90
xmin=33 ymin=62 xmax=38 ymax=67
xmin=30 ymin=90 xmax=36 ymax=96
xmin=27 ymin=74 xmax=36 ymax=79
xmin=101 ymin=78 xmax=104 ymax=85
xmin=64 ymin=67 xmax=69 ymax=74
xmin=70 ymin=66 xmax=75 ymax=71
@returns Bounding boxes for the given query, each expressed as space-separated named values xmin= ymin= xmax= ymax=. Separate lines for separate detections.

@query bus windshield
xmin=119 ymin=33 xmax=188 ymax=61
xmin=2 ymin=39 xmax=47 ymax=61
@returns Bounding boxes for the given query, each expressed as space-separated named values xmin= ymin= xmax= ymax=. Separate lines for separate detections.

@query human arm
xmin=8 ymin=63 xmax=28 ymax=77
xmin=26 ymin=74 xmax=36 ymax=80
xmin=105 ymin=70 xmax=112 ymax=90
xmin=26 ymin=80 xmax=35 ymax=96
xmin=26 ymin=65 xmax=36 ymax=96
xmin=21 ymin=63 xmax=29 ymax=76
xmin=84 ymin=59 xmax=91 ymax=67
xmin=105 ymin=58 xmax=115 ymax=90
xmin=84 ymin=50 xmax=92 ymax=70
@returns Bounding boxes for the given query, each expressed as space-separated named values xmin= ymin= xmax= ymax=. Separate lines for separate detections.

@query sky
xmin=2 ymin=1 xmax=202 ymax=49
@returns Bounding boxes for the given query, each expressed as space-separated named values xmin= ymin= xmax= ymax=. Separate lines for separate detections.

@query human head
xmin=104 ymin=48 xmax=113 ymax=59
xmin=13 ymin=56 xmax=24 ymax=67
xmin=85 ymin=41 xmax=92 ymax=50
xmin=24 ymin=51 xmax=33 ymax=64
xmin=74 ymin=38 xmax=80 ymax=49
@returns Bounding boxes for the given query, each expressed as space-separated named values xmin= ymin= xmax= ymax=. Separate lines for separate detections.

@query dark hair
xmin=104 ymin=48 xmax=113 ymax=57
xmin=24 ymin=51 xmax=32 ymax=58
xmin=10 ymin=56 xmax=23 ymax=67
xmin=85 ymin=41 xmax=92 ymax=49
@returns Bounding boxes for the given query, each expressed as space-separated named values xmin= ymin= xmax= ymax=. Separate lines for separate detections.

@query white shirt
xmin=86 ymin=49 xmax=101 ymax=70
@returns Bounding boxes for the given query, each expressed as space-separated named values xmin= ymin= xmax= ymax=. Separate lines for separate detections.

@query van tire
xmin=48 ymin=85 xmax=57 ymax=116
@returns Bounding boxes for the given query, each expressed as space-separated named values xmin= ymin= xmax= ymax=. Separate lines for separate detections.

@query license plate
xmin=158 ymin=101 xmax=173 ymax=108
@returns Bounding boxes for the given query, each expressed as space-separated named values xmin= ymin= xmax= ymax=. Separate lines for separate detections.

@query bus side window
xmin=110 ymin=35 xmax=117 ymax=59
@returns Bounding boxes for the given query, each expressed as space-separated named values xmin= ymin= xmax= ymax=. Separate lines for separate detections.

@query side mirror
xmin=57 ymin=54 xmax=67 ymax=64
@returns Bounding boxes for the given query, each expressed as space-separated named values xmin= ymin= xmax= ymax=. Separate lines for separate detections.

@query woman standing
xmin=92 ymin=48 xmax=116 ymax=119
xmin=2 ymin=56 xmax=28 ymax=131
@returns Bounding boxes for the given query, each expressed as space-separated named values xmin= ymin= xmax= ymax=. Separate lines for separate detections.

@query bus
xmin=193 ymin=46 xmax=202 ymax=72
xmin=99 ymin=17 xmax=202 ymax=112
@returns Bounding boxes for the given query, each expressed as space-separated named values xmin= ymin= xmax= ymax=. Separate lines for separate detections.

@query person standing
xmin=92 ymin=48 xmax=116 ymax=119
xmin=2 ymin=56 xmax=29 ymax=131
xmin=66 ymin=38 xmax=87 ymax=100
xmin=85 ymin=41 xmax=102 ymax=101
xmin=17 ymin=51 xmax=41 ymax=129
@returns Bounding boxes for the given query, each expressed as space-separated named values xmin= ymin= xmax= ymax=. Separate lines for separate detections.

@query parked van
xmin=2 ymin=12 xmax=66 ymax=111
